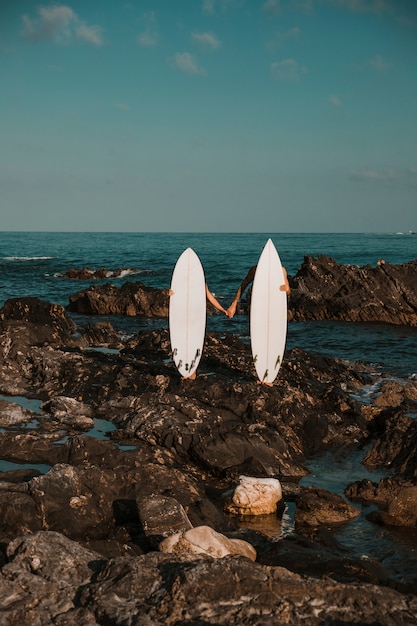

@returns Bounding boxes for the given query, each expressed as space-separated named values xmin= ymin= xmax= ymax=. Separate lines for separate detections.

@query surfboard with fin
xmin=250 ymin=239 xmax=287 ymax=385
xmin=169 ymin=248 xmax=206 ymax=379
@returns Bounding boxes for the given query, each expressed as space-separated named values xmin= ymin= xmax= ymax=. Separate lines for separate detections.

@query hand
xmin=226 ymin=301 xmax=238 ymax=318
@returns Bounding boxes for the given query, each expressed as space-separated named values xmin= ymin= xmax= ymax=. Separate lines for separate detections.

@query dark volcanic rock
xmin=0 ymin=297 xmax=80 ymax=395
xmin=348 ymin=478 xmax=417 ymax=528
xmin=68 ymin=281 xmax=170 ymax=316
xmin=79 ymin=321 xmax=124 ymax=348
xmin=363 ymin=411 xmax=417 ymax=480
xmin=373 ymin=378 xmax=417 ymax=407
xmin=65 ymin=257 xmax=417 ymax=324
xmin=345 ymin=477 xmax=408 ymax=506
xmin=136 ymin=494 xmax=193 ymax=548
xmin=0 ymin=297 xmax=76 ymax=346
xmin=40 ymin=396 xmax=94 ymax=431
xmin=257 ymin=532 xmax=393 ymax=588
xmin=1 ymin=531 xmax=103 ymax=624
xmin=2 ymin=532 xmax=417 ymax=626
xmin=60 ymin=267 xmax=136 ymax=280
xmin=294 ymin=486 xmax=361 ymax=527
xmin=290 ymin=255 xmax=417 ymax=325
xmin=373 ymin=485 xmax=417 ymax=527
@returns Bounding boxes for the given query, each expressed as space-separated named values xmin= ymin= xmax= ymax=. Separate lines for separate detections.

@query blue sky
xmin=1 ymin=0 xmax=416 ymax=232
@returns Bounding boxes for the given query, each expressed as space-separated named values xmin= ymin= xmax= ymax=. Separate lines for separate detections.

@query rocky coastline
xmin=1 ymin=256 xmax=417 ymax=624
xmin=66 ymin=255 xmax=417 ymax=325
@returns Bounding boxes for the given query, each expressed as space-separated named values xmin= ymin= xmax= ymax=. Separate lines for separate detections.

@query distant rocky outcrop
xmin=289 ymin=255 xmax=417 ymax=325
xmin=68 ymin=281 xmax=171 ymax=316
xmin=58 ymin=267 xmax=139 ymax=280
xmin=66 ymin=257 xmax=417 ymax=325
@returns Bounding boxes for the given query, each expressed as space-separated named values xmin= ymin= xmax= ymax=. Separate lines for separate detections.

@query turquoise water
xmin=1 ymin=231 xmax=416 ymax=376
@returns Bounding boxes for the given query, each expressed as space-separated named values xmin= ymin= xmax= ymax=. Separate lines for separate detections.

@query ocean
xmin=1 ymin=230 xmax=417 ymax=583
xmin=1 ymin=231 xmax=416 ymax=376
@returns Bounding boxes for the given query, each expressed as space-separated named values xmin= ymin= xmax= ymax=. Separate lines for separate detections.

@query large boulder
xmin=68 ymin=281 xmax=170 ymax=316
xmin=289 ymin=256 xmax=417 ymax=325
xmin=0 ymin=297 xmax=76 ymax=346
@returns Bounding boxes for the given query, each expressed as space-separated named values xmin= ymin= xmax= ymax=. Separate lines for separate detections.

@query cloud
xmin=350 ymin=54 xmax=393 ymax=74
xmin=76 ymin=24 xmax=104 ymax=46
xmin=191 ymin=31 xmax=221 ymax=51
xmin=174 ymin=52 xmax=206 ymax=75
xmin=350 ymin=166 xmax=417 ymax=187
xmin=265 ymin=27 xmax=301 ymax=52
xmin=115 ymin=103 xmax=130 ymax=111
xmin=264 ymin=0 xmax=314 ymax=15
xmin=136 ymin=11 xmax=159 ymax=48
xmin=369 ymin=54 xmax=392 ymax=72
xmin=263 ymin=0 xmax=282 ymax=17
xmin=22 ymin=5 xmax=74 ymax=41
xmin=22 ymin=4 xmax=104 ymax=46
xmin=329 ymin=95 xmax=342 ymax=107
xmin=271 ymin=58 xmax=307 ymax=81
xmin=137 ymin=31 xmax=159 ymax=48
xmin=293 ymin=0 xmax=314 ymax=11
xmin=319 ymin=0 xmax=415 ymax=26
xmin=318 ymin=0 xmax=393 ymax=14
xmin=350 ymin=167 xmax=398 ymax=182
xmin=202 ymin=0 xmax=216 ymax=13
xmin=202 ymin=0 xmax=243 ymax=14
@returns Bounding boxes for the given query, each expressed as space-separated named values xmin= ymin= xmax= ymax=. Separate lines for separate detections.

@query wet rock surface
xmin=0 ymin=296 xmax=417 ymax=624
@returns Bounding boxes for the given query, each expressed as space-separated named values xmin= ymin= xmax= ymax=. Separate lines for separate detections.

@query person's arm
xmin=170 ymin=286 xmax=226 ymax=314
xmin=280 ymin=267 xmax=291 ymax=294
xmin=226 ymin=265 xmax=257 ymax=318
xmin=206 ymin=284 xmax=227 ymax=315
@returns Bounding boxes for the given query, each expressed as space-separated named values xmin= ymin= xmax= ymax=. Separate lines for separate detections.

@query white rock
xmin=224 ymin=475 xmax=282 ymax=516
xmin=159 ymin=525 xmax=256 ymax=561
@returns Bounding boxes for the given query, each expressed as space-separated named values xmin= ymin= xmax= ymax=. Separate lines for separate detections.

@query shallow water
xmin=302 ymin=448 xmax=417 ymax=585
xmin=0 ymin=395 xmax=43 ymax=413
xmin=0 ymin=460 xmax=52 ymax=474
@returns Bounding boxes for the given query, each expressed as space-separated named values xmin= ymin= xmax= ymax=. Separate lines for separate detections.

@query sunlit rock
xmin=159 ymin=525 xmax=257 ymax=561
xmin=0 ymin=399 xmax=34 ymax=427
xmin=224 ymin=475 xmax=283 ymax=516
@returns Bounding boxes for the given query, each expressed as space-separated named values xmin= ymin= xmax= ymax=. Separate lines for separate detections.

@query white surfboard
xmin=169 ymin=248 xmax=206 ymax=378
xmin=250 ymin=239 xmax=287 ymax=384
